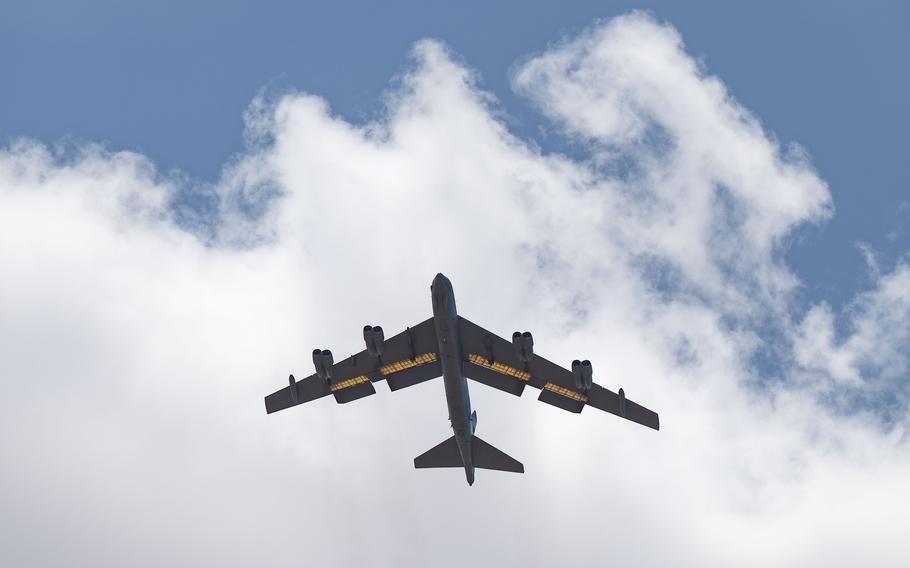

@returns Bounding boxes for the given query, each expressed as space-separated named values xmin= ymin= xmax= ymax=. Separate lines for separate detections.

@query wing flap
xmin=386 ymin=360 xmax=443 ymax=391
xmin=462 ymin=360 xmax=527 ymax=397
xmin=537 ymin=387 xmax=585 ymax=413
xmin=332 ymin=380 xmax=377 ymax=404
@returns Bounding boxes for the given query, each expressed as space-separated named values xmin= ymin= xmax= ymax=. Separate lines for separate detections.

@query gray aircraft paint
xmin=430 ymin=272 xmax=475 ymax=485
xmin=264 ymin=272 xmax=658 ymax=485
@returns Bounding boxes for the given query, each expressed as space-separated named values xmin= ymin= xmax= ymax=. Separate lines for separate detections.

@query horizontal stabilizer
xmin=472 ymin=436 xmax=524 ymax=473
xmin=414 ymin=436 xmax=462 ymax=469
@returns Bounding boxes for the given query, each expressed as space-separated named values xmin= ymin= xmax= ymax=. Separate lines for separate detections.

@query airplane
xmin=264 ymin=273 xmax=659 ymax=485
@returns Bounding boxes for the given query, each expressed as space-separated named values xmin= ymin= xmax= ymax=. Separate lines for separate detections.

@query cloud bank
xmin=1 ymin=12 xmax=907 ymax=567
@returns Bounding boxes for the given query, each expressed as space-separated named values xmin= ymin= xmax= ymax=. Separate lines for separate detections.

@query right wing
xmin=264 ymin=317 xmax=442 ymax=414
xmin=458 ymin=316 xmax=659 ymax=430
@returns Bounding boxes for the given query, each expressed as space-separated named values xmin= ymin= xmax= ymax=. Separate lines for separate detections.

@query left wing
xmin=265 ymin=317 xmax=442 ymax=414
xmin=458 ymin=316 xmax=659 ymax=430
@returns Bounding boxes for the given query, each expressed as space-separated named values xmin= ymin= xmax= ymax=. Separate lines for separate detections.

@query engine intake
xmin=512 ymin=331 xmax=534 ymax=362
xmin=572 ymin=359 xmax=593 ymax=390
xmin=363 ymin=325 xmax=385 ymax=357
xmin=312 ymin=348 xmax=334 ymax=382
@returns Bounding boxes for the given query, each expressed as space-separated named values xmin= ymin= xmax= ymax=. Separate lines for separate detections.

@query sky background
xmin=3 ymin=0 xmax=908 ymax=308
xmin=2 ymin=2 xmax=909 ymax=566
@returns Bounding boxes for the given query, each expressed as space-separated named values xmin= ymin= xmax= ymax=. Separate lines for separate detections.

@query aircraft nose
xmin=431 ymin=273 xmax=450 ymax=306
xmin=433 ymin=273 xmax=450 ymax=290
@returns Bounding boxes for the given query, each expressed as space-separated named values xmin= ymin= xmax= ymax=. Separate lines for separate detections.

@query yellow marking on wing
xmin=467 ymin=354 xmax=531 ymax=382
xmin=379 ymin=352 xmax=438 ymax=376
xmin=543 ymin=382 xmax=588 ymax=402
xmin=329 ymin=375 xmax=370 ymax=392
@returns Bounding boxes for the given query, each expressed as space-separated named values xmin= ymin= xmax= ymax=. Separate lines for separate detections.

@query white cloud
xmin=795 ymin=263 xmax=910 ymax=400
xmin=513 ymin=13 xmax=832 ymax=312
xmin=1 ymin=12 xmax=908 ymax=567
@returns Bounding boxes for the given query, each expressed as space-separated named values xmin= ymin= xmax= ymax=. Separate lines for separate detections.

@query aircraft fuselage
xmin=430 ymin=273 xmax=475 ymax=485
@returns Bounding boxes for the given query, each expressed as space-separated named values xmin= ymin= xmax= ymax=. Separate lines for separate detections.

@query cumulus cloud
xmin=1 ymin=12 xmax=907 ymax=567
xmin=795 ymin=263 xmax=910 ymax=410
xmin=513 ymin=15 xmax=831 ymax=311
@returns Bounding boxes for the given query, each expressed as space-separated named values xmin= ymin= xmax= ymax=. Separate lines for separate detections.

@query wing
xmin=458 ymin=316 xmax=659 ymax=430
xmin=264 ymin=317 xmax=442 ymax=414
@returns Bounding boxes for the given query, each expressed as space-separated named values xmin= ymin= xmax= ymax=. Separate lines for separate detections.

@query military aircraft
xmin=265 ymin=273 xmax=659 ymax=485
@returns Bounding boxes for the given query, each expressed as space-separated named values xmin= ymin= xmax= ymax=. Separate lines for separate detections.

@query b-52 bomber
xmin=265 ymin=273 xmax=659 ymax=485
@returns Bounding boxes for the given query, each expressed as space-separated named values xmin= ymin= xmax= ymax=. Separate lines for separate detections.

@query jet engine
xmin=363 ymin=325 xmax=385 ymax=357
xmin=512 ymin=331 xmax=534 ymax=362
xmin=572 ymin=359 xmax=593 ymax=390
xmin=312 ymin=348 xmax=334 ymax=382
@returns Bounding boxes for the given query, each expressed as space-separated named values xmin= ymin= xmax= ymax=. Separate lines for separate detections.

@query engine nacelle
xmin=312 ymin=348 xmax=334 ymax=382
xmin=512 ymin=331 xmax=534 ymax=362
xmin=363 ymin=325 xmax=385 ymax=357
xmin=572 ymin=359 xmax=593 ymax=390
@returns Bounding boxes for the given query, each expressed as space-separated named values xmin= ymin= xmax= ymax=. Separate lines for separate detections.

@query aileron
xmin=586 ymin=384 xmax=660 ymax=430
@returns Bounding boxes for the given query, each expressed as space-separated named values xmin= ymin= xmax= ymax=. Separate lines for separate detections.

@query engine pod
xmin=372 ymin=326 xmax=384 ymax=356
xmin=521 ymin=332 xmax=534 ymax=361
xmin=581 ymin=360 xmax=593 ymax=390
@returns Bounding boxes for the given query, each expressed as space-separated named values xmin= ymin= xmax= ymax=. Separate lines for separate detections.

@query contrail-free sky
xmin=1 ymin=4 xmax=908 ymax=566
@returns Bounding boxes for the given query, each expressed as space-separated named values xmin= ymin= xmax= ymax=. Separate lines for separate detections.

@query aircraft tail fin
xmin=413 ymin=434 xmax=524 ymax=474
xmin=414 ymin=436 xmax=462 ymax=469
xmin=472 ymin=436 xmax=524 ymax=473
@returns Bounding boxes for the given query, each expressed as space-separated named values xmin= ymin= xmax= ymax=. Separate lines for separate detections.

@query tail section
xmin=413 ymin=434 xmax=524 ymax=474
xmin=414 ymin=436 xmax=462 ymax=469
xmin=472 ymin=436 xmax=524 ymax=473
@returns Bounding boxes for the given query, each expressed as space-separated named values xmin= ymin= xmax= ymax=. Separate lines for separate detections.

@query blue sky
xmin=2 ymin=4 xmax=910 ymax=566
xmin=3 ymin=1 xmax=908 ymax=308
